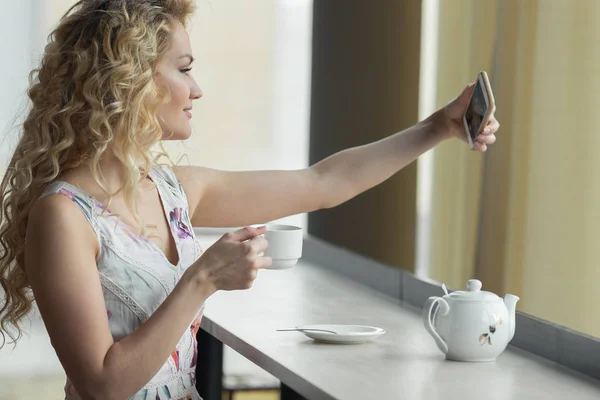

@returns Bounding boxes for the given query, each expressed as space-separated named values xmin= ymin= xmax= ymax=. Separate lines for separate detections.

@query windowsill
xmin=193 ymin=228 xmax=600 ymax=392
xmin=195 ymin=231 xmax=600 ymax=399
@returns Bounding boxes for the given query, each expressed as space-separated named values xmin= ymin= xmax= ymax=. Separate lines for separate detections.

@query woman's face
xmin=155 ymin=22 xmax=202 ymax=140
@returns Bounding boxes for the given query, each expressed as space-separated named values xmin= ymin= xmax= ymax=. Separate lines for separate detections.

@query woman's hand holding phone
xmin=432 ymin=71 xmax=500 ymax=152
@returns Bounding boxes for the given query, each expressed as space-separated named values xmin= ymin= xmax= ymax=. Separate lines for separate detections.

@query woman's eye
xmin=179 ymin=67 xmax=192 ymax=74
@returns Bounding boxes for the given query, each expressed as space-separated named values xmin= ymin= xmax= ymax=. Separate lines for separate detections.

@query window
xmin=418 ymin=0 xmax=600 ymax=340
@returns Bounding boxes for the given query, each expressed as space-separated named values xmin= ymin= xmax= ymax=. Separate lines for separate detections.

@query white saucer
xmin=296 ymin=324 xmax=386 ymax=344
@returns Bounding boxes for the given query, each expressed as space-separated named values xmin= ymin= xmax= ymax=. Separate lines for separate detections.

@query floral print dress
xmin=40 ymin=166 xmax=204 ymax=400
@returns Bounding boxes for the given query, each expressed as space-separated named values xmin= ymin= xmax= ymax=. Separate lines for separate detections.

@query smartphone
xmin=462 ymin=71 xmax=495 ymax=149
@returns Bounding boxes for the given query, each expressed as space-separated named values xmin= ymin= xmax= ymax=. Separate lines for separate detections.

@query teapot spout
xmin=503 ymin=294 xmax=520 ymax=341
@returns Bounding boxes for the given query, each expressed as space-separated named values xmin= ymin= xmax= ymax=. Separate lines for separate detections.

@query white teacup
xmin=261 ymin=224 xmax=303 ymax=270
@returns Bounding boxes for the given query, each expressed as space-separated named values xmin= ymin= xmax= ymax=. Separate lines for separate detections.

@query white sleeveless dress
xmin=40 ymin=166 xmax=204 ymax=400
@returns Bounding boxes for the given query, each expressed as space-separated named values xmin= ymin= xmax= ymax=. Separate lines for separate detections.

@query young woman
xmin=0 ymin=1 xmax=498 ymax=398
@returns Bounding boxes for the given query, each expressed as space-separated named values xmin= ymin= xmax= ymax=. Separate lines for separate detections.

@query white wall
xmin=165 ymin=0 xmax=312 ymax=229
xmin=0 ymin=0 xmax=36 ymax=164
xmin=0 ymin=0 xmax=74 ymax=165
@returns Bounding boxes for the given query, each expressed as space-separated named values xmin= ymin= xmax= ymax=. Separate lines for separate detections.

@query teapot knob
xmin=467 ymin=279 xmax=482 ymax=292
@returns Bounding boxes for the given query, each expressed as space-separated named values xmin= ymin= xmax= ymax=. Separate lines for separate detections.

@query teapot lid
xmin=445 ymin=279 xmax=501 ymax=302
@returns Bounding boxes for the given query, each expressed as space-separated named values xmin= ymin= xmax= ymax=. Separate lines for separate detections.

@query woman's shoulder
xmin=30 ymin=188 xmax=94 ymax=232
xmin=27 ymin=191 xmax=99 ymax=259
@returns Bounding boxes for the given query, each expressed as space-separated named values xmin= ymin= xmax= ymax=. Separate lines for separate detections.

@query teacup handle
xmin=422 ymin=296 xmax=450 ymax=354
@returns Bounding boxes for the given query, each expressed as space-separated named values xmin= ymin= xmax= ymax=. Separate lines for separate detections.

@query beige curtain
xmin=427 ymin=0 xmax=600 ymax=338
xmin=427 ymin=0 xmax=497 ymax=287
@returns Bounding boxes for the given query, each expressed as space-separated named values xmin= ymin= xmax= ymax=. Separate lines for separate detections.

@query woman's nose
xmin=190 ymin=79 xmax=202 ymax=100
xmin=191 ymin=87 xmax=202 ymax=100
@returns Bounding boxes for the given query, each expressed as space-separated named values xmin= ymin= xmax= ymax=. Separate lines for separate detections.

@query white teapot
xmin=422 ymin=279 xmax=520 ymax=362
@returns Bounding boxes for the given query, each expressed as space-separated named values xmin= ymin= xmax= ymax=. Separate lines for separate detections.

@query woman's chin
xmin=162 ymin=130 xmax=191 ymax=141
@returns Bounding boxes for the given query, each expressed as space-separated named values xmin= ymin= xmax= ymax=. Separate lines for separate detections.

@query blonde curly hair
xmin=0 ymin=0 xmax=196 ymax=348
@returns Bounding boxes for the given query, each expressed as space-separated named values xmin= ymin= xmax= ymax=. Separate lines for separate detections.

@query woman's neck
xmin=59 ymin=151 xmax=153 ymax=199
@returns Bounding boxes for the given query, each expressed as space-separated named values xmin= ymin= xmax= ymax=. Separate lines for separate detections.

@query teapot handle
xmin=422 ymin=296 xmax=450 ymax=354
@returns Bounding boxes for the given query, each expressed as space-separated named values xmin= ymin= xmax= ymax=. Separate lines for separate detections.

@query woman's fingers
xmin=246 ymin=235 xmax=268 ymax=255
xmin=473 ymin=141 xmax=488 ymax=152
xmin=478 ymin=133 xmax=496 ymax=145
xmin=253 ymin=256 xmax=273 ymax=270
